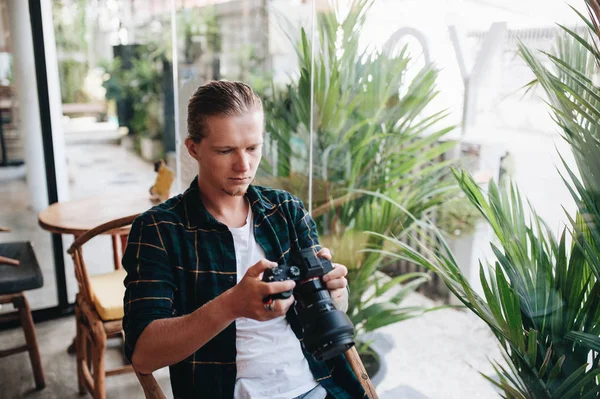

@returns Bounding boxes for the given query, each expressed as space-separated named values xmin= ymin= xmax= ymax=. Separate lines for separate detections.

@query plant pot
xmin=140 ymin=137 xmax=163 ymax=162
xmin=445 ymin=219 xmax=494 ymax=303
xmin=361 ymin=350 xmax=381 ymax=383
xmin=357 ymin=332 xmax=393 ymax=387
xmin=120 ymin=133 xmax=135 ymax=151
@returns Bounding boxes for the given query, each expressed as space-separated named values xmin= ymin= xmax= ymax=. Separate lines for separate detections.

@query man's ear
xmin=185 ymin=137 xmax=199 ymax=160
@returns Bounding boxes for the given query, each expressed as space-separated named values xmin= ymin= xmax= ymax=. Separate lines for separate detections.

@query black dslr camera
xmin=262 ymin=248 xmax=355 ymax=361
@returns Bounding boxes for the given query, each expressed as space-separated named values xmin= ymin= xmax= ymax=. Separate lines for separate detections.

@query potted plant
xmin=137 ymin=97 xmax=163 ymax=161
xmin=258 ymin=0 xmax=460 ymax=382
xmin=378 ymin=3 xmax=600 ymax=395
xmin=101 ymin=50 xmax=165 ymax=160
xmin=126 ymin=57 xmax=164 ymax=160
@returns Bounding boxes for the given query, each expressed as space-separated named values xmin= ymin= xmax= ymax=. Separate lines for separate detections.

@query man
xmin=122 ymin=81 xmax=365 ymax=399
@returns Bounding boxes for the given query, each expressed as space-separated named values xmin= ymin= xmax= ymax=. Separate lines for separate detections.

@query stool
xmin=0 ymin=241 xmax=45 ymax=390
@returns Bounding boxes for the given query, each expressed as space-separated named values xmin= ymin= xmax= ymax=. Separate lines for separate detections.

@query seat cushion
xmin=0 ymin=242 xmax=44 ymax=294
xmin=89 ymin=269 xmax=126 ymax=321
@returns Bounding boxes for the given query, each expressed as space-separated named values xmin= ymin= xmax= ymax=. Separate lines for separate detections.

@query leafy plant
xmin=372 ymin=2 xmax=600 ymax=396
xmin=52 ymin=0 xmax=88 ymax=53
xmin=53 ymin=0 xmax=89 ymax=103
xmin=436 ymin=194 xmax=482 ymax=237
xmin=178 ymin=7 xmax=221 ymax=64
xmin=378 ymin=171 xmax=600 ymax=398
xmin=518 ymin=0 xmax=600 ymax=371
xmin=127 ymin=58 xmax=163 ymax=138
xmin=58 ymin=59 xmax=89 ymax=103
xmin=99 ymin=58 xmax=125 ymax=102
xmin=100 ymin=49 xmax=164 ymax=139
xmin=257 ymin=0 xmax=459 ymax=343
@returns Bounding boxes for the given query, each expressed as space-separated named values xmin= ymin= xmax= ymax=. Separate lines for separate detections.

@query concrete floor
xmin=0 ymin=315 xmax=172 ymax=399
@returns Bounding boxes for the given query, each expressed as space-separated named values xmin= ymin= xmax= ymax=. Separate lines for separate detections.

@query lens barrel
xmin=294 ymin=279 xmax=355 ymax=361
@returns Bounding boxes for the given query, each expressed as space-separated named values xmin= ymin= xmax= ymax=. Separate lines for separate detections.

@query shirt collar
xmin=183 ymin=176 xmax=275 ymax=229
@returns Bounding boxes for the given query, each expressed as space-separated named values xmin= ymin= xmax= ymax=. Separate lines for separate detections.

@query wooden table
xmin=38 ymin=193 xmax=156 ymax=236
xmin=38 ymin=193 xmax=157 ymax=269
xmin=38 ymin=193 xmax=157 ymax=354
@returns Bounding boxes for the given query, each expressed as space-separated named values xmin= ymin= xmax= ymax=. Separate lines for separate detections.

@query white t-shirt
xmin=230 ymin=204 xmax=321 ymax=399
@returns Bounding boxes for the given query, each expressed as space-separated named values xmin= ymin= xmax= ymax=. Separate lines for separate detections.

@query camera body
xmin=262 ymin=248 xmax=334 ymax=299
xmin=262 ymin=248 xmax=355 ymax=361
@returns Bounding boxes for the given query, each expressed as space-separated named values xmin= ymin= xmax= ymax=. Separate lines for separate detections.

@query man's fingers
xmin=246 ymin=259 xmax=278 ymax=277
xmin=316 ymin=247 xmax=332 ymax=260
xmin=323 ymin=263 xmax=347 ymax=282
xmin=331 ymin=289 xmax=345 ymax=300
xmin=263 ymin=280 xmax=295 ymax=295
xmin=326 ymin=276 xmax=347 ymax=290
xmin=272 ymin=295 xmax=295 ymax=314
xmin=261 ymin=295 xmax=294 ymax=319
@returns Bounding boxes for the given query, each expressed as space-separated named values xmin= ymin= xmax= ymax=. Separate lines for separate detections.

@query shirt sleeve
xmin=289 ymin=194 xmax=322 ymax=253
xmin=122 ymin=213 xmax=176 ymax=362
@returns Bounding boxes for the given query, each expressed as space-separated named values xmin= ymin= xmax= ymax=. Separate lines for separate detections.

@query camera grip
xmin=262 ymin=265 xmax=295 ymax=301
xmin=264 ymin=290 xmax=293 ymax=302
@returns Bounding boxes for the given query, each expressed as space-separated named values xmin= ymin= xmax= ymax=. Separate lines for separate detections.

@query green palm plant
xmin=257 ymin=0 xmax=458 ymax=342
xmin=368 ymin=1 xmax=600 ymax=397
xmin=262 ymin=0 xmax=457 ymax=210
xmin=518 ymin=0 xmax=600 ymax=361
xmin=374 ymin=172 xmax=600 ymax=398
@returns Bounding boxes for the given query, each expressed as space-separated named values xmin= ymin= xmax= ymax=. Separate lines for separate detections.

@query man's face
xmin=186 ymin=110 xmax=264 ymax=197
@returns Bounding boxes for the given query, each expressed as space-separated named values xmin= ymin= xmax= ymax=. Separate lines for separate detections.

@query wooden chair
xmin=135 ymin=371 xmax=166 ymax=399
xmin=65 ymin=227 xmax=129 ymax=356
xmin=131 ymin=347 xmax=378 ymax=399
xmin=67 ymin=214 xmax=139 ymax=399
xmin=68 ymin=216 xmax=379 ymax=399
xmin=0 ymin=238 xmax=45 ymax=391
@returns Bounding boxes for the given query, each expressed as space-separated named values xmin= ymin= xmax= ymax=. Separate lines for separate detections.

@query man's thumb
xmin=245 ymin=259 xmax=278 ymax=277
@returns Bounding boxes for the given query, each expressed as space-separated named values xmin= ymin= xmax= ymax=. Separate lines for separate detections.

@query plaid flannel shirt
xmin=122 ymin=177 xmax=365 ymax=399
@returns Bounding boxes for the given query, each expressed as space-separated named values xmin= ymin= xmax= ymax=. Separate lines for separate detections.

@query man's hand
xmin=317 ymin=247 xmax=349 ymax=312
xmin=230 ymin=259 xmax=296 ymax=321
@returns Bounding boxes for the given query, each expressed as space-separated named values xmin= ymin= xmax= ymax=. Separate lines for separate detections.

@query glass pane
xmin=304 ymin=1 xmax=594 ymax=398
xmin=307 ymin=0 xmax=487 ymax=394
xmin=1 ymin=173 xmax=57 ymax=313
xmin=0 ymin=2 xmax=57 ymax=311
xmin=49 ymin=0 xmax=176 ymax=303
xmin=174 ymin=0 xmax=315 ymax=204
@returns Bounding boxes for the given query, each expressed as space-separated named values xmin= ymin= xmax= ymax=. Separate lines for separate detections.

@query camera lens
xmin=294 ymin=279 xmax=355 ymax=361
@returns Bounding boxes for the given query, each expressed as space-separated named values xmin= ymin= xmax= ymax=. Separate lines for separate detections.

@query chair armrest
xmin=134 ymin=370 xmax=166 ymax=399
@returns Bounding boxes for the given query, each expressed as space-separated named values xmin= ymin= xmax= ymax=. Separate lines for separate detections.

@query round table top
xmin=38 ymin=192 xmax=158 ymax=235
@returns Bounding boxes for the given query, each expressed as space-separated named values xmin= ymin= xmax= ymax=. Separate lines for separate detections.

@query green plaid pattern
xmin=122 ymin=177 xmax=366 ymax=399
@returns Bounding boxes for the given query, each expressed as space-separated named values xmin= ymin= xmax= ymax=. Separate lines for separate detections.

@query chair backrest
xmin=69 ymin=215 xmax=377 ymax=398
xmin=135 ymin=371 xmax=166 ymax=399
xmin=67 ymin=214 xmax=139 ymax=304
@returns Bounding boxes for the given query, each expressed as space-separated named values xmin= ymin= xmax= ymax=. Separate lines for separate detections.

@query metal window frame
xmin=0 ymin=1 xmax=74 ymax=331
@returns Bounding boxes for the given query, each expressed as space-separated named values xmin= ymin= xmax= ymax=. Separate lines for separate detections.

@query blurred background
xmin=0 ymin=0 xmax=596 ymax=398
